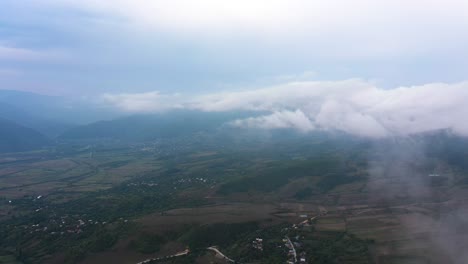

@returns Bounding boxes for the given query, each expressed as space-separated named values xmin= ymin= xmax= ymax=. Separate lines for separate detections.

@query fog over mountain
xmin=2 ymin=1 xmax=468 ymax=263
xmin=2 ymin=0 xmax=468 ymax=139
xmin=102 ymin=79 xmax=468 ymax=138
xmin=0 ymin=90 xmax=122 ymax=138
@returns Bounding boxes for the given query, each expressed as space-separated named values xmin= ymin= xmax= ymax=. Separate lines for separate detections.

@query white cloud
xmin=189 ymin=79 xmax=369 ymax=112
xmin=102 ymin=79 xmax=468 ymax=138
xmin=231 ymin=110 xmax=315 ymax=133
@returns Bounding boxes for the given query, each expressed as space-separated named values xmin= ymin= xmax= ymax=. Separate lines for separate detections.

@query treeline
xmin=302 ymin=232 xmax=372 ymax=263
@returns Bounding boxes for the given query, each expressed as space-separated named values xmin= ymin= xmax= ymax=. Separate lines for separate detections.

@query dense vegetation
xmin=218 ymin=158 xmax=361 ymax=194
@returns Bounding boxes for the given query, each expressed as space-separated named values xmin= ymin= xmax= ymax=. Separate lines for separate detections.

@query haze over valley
xmin=1 ymin=1 xmax=468 ymax=264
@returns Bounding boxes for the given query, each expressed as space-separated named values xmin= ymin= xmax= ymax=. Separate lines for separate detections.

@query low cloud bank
xmin=102 ymin=91 xmax=184 ymax=112
xmin=102 ymin=79 xmax=468 ymax=138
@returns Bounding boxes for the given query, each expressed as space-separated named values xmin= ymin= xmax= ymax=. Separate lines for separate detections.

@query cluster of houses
xmin=252 ymin=237 xmax=263 ymax=251
xmin=24 ymin=214 xmax=129 ymax=236
xmin=298 ymin=252 xmax=307 ymax=263
xmin=284 ymin=236 xmax=297 ymax=264
xmin=280 ymin=211 xmax=330 ymax=263
xmin=283 ymin=235 xmax=307 ymax=264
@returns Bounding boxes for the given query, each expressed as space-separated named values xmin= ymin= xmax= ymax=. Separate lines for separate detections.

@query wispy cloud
xmin=101 ymin=91 xmax=184 ymax=112
xmin=0 ymin=44 xmax=67 ymax=62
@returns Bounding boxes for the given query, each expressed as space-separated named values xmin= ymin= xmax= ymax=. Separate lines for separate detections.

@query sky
xmin=1 ymin=1 xmax=468 ymax=137
xmin=1 ymin=0 xmax=468 ymax=96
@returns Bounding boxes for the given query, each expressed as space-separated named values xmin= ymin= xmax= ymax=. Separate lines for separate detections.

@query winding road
xmin=207 ymin=246 xmax=235 ymax=263
xmin=286 ymin=236 xmax=297 ymax=263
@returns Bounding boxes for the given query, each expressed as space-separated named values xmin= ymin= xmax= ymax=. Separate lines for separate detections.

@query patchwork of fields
xmin=1 ymin=137 xmax=467 ymax=263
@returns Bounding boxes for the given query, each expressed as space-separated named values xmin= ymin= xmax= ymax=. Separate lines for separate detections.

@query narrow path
xmin=207 ymin=246 xmax=235 ymax=263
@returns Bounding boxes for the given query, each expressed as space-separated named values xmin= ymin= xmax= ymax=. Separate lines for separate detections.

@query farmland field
xmin=1 ymin=136 xmax=468 ymax=264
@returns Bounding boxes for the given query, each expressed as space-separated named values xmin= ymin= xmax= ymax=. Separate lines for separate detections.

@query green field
xmin=0 ymin=136 xmax=466 ymax=264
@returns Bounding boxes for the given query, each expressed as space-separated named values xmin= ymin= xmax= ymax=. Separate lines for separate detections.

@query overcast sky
xmin=1 ymin=0 xmax=468 ymax=96
xmin=2 ymin=1 xmax=468 ymax=137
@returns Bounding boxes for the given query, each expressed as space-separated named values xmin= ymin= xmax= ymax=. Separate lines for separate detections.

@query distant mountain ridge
xmin=59 ymin=111 xmax=256 ymax=141
xmin=0 ymin=102 xmax=73 ymax=137
xmin=0 ymin=117 xmax=50 ymax=153
xmin=0 ymin=90 xmax=119 ymax=128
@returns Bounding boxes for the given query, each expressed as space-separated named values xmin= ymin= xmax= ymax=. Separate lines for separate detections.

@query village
xmin=131 ymin=209 xmax=330 ymax=264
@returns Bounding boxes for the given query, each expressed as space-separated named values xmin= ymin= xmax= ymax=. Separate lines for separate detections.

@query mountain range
xmin=0 ymin=117 xmax=50 ymax=153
